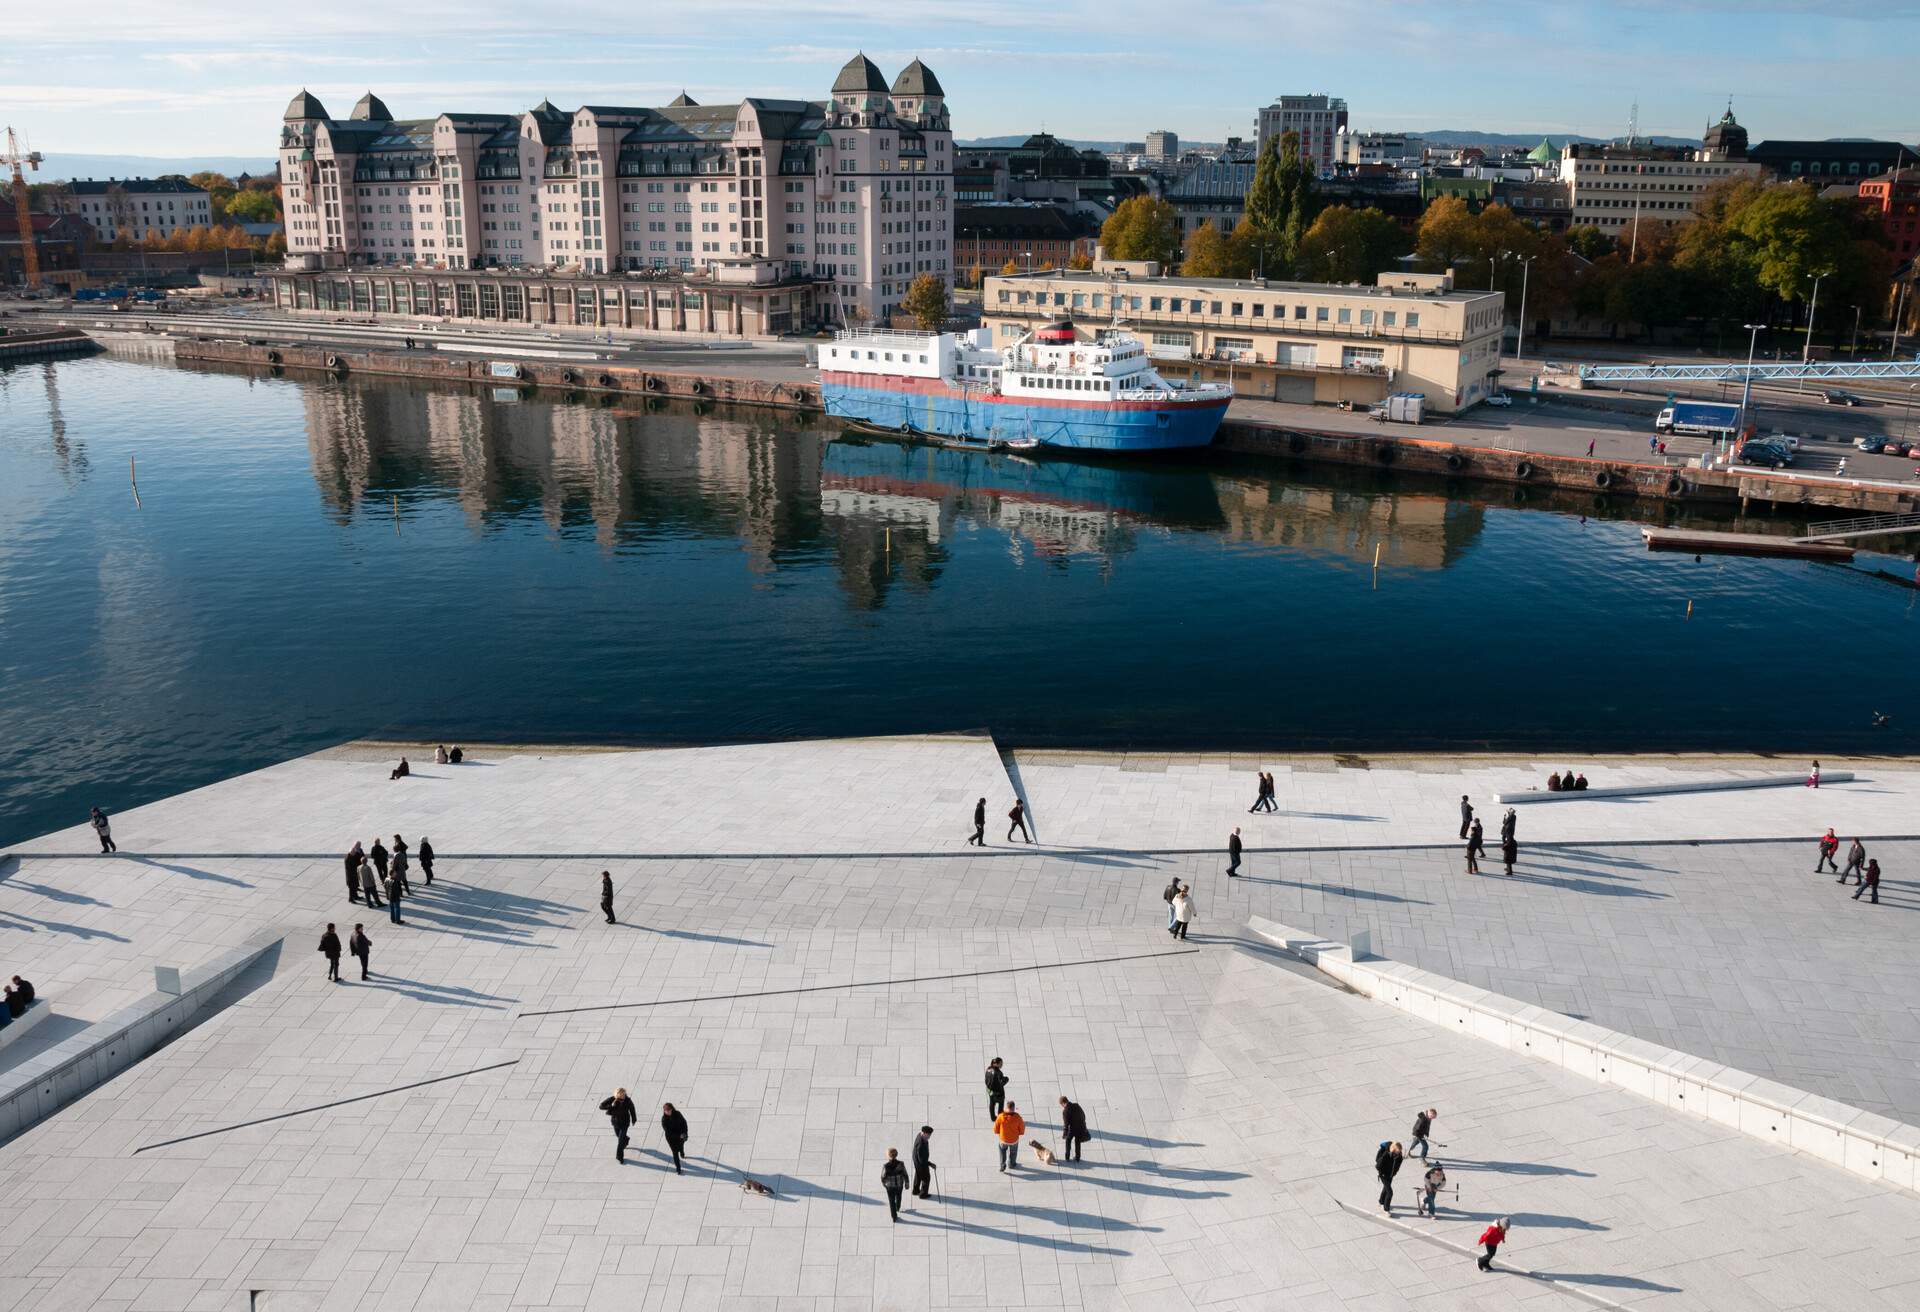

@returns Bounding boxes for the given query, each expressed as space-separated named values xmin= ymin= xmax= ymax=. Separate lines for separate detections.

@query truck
xmin=1369 ymin=392 xmax=1426 ymax=425
xmin=1654 ymin=400 xmax=1742 ymax=439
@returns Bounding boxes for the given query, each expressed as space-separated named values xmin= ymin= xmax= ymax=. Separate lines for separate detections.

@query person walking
xmin=1816 ymin=828 xmax=1840 ymax=874
xmin=1375 ymin=1140 xmax=1404 ymax=1215
xmin=1464 ymin=831 xmax=1480 ymax=875
xmin=881 ymin=1149 xmax=909 ymax=1221
xmin=1409 ymin=1108 xmax=1436 ymax=1160
xmin=1501 ymin=832 xmax=1518 ymax=877
xmin=1164 ymin=874 xmax=1183 ymax=934
xmin=1841 ymin=839 xmax=1866 ymax=885
xmin=1586 ymin=438 xmax=1596 ymax=458
xmin=417 ymin=836 xmax=435 ymax=886
xmin=390 ymin=836 xmax=410 ymax=896
xmin=349 ymin=924 xmax=371 ymax=980
xmin=1468 ymin=817 xmax=1486 ymax=860
xmin=1459 ymin=795 xmax=1474 ymax=840
xmin=370 ymin=837 xmax=390 ymax=881
xmin=344 ymin=841 xmax=365 ymax=903
xmin=599 ymin=1088 xmax=638 ymax=1163
xmin=969 ymin=798 xmax=986 ymax=846
xmin=1058 ymin=1096 xmax=1089 ymax=1162
xmin=90 ymin=806 xmax=116 ymax=854
xmin=319 ymin=924 xmax=342 ymax=982
xmin=1227 ymin=827 xmax=1243 ymax=878
xmin=1006 ymin=798 xmax=1031 ymax=843
xmin=1477 ymin=1217 xmax=1510 ymax=1271
xmin=994 ymin=1101 xmax=1026 ymax=1172
xmin=600 ymin=870 xmax=616 ymax=924
xmin=911 ymin=1126 xmax=935 ymax=1199
xmin=660 ymin=1102 xmax=690 ymax=1174
xmin=1420 ymin=1161 xmax=1446 ymax=1217
xmin=1854 ymin=859 xmax=1881 ymax=904
xmin=385 ymin=870 xmax=404 ymax=924
xmin=1807 ymin=760 xmax=1821 ymax=789
xmin=360 ymin=858 xmax=384 ymax=908
xmin=985 ymin=1058 xmax=1010 ymax=1123
xmin=1172 ymin=885 xmax=1195 ymax=939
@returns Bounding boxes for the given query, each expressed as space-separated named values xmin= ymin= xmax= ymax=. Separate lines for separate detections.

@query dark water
xmin=2 ymin=354 xmax=1916 ymax=845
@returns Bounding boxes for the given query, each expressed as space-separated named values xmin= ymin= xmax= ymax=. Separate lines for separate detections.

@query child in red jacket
xmin=1477 ymin=1218 xmax=1509 ymax=1271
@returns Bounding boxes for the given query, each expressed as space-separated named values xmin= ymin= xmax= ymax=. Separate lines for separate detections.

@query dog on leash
xmin=1028 ymin=1140 xmax=1056 ymax=1166
xmin=739 ymin=1177 xmax=776 ymax=1197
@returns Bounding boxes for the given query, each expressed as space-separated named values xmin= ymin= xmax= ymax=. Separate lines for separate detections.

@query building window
xmin=1406 ymin=312 xmax=1420 ymax=328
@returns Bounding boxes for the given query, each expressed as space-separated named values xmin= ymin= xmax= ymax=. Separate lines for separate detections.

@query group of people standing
xmin=1817 ymin=829 xmax=1882 ymax=903
xmin=343 ymin=834 xmax=434 ymax=924
xmin=1373 ymin=1108 xmax=1509 ymax=1271
xmin=1459 ymin=800 xmax=1520 ymax=876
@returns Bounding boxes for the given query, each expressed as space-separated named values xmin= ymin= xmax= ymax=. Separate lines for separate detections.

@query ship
xmin=818 ymin=320 xmax=1233 ymax=453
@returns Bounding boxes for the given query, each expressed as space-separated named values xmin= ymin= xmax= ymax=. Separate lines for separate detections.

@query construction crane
xmin=5 ymin=126 xmax=45 ymax=290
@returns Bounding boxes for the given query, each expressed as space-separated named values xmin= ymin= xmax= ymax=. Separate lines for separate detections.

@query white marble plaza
xmin=3 ymin=739 xmax=1919 ymax=1310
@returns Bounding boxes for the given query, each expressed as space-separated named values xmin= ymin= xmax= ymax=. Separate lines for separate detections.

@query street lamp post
xmin=1737 ymin=322 xmax=1764 ymax=441
xmin=1515 ymin=255 xmax=1536 ymax=364
xmin=1799 ymin=269 xmax=1829 ymax=393
xmin=1906 ymin=383 xmax=1919 ymax=442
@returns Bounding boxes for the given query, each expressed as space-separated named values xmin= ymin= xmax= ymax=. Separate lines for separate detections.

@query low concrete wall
xmin=0 ymin=931 xmax=283 ymax=1145
xmin=0 ymin=1002 xmax=51 ymax=1053
xmin=0 ymin=329 xmax=100 ymax=362
xmin=1497 ymin=770 xmax=1854 ymax=804
xmin=1246 ymin=915 xmax=1920 ymax=1194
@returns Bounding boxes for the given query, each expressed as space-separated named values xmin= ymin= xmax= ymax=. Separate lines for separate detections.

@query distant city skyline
xmin=4 ymin=1 xmax=1913 ymax=156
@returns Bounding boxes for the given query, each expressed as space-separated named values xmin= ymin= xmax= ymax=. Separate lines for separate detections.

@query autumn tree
xmin=1178 ymin=220 xmax=1236 ymax=277
xmin=188 ymin=171 xmax=237 ymax=214
xmin=902 ymin=272 xmax=950 ymax=332
xmin=1066 ymin=249 xmax=1093 ymax=271
xmin=1100 ymin=195 xmax=1179 ymax=266
xmin=1414 ymin=194 xmax=1476 ymax=274
xmin=225 ymin=189 xmax=279 ymax=224
xmin=1295 ymin=206 xmax=1411 ymax=285
xmin=999 ymin=258 xmax=1020 ymax=276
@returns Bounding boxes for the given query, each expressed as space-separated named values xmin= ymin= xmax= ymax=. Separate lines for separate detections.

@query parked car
xmin=1884 ymin=440 xmax=1915 ymax=458
xmin=1822 ymin=389 xmax=1863 ymax=406
xmin=1763 ymin=432 xmax=1803 ymax=451
xmin=1855 ymin=436 xmax=1888 ymax=453
xmin=1484 ymin=392 xmax=1512 ymax=408
xmin=1737 ymin=441 xmax=1794 ymax=468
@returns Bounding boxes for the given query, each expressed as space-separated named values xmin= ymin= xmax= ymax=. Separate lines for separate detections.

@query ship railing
xmin=834 ymin=327 xmax=941 ymax=344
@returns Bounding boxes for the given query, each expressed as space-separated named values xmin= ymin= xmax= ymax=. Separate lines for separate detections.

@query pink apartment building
xmin=278 ymin=54 xmax=952 ymax=322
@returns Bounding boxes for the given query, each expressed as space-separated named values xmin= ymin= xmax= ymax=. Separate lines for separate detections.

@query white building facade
xmin=54 ymin=178 xmax=213 ymax=242
xmin=1255 ymin=95 xmax=1349 ymax=173
xmin=277 ymin=55 xmax=953 ymax=321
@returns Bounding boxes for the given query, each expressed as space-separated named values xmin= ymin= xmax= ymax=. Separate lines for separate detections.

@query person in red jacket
xmin=1815 ymin=829 xmax=1840 ymax=874
xmin=1477 ymin=1217 xmax=1509 ymax=1271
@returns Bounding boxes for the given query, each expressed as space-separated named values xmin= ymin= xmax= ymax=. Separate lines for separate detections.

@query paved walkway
xmin=4 ymin=741 xmax=1920 ymax=1309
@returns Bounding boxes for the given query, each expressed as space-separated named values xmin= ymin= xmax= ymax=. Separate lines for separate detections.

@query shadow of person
xmin=126 ymin=856 xmax=253 ymax=888
xmin=1444 ymin=1158 xmax=1597 ymax=1178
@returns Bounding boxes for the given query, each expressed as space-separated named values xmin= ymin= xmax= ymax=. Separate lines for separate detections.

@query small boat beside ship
xmin=818 ymin=320 xmax=1233 ymax=454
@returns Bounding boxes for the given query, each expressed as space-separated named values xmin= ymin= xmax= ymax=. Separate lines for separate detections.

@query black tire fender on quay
xmin=1515 ymin=461 xmax=1534 ymax=479
xmin=645 ymin=374 xmax=661 ymax=391
xmin=266 ymin=349 xmax=283 ymax=364
xmin=1375 ymin=443 xmax=1396 ymax=464
xmin=1595 ymin=469 xmax=1613 ymax=490
xmin=1666 ymin=474 xmax=1684 ymax=495
xmin=325 ymin=354 xmax=343 ymax=370
xmin=561 ymin=368 xmax=579 ymax=385
xmin=598 ymin=373 xmax=616 ymax=389
xmin=1288 ymin=432 xmax=1307 ymax=454
xmin=1446 ymin=452 xmax=1466 ymax=472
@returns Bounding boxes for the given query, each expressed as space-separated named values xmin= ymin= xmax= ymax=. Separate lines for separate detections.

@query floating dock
xmin=1642 ymin=527 xmax=1855 ymax=561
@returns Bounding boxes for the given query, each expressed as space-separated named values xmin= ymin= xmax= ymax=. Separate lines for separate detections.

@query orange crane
xmin=5 ymin=126 xmax=45 ymax=289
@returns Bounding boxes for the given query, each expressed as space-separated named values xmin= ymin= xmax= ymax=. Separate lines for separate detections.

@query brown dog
xmin=739 ymin=1177 xmax=776 ymax=1197
xmin=1028 ymin=1140 xmax=1056 ymax=1166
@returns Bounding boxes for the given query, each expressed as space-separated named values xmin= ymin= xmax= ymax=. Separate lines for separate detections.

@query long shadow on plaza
xmin=0 ymin=910 xmax=132 ymax=942
xmin=127 ymin=856 xmax=254 ymax=888
xmin=612 ymin=922 xmax=774 ymax=949
xmin=0 ymin=879 xmax=108 ymax=906
xmin=1044 ymin=1159 xmax=1241 ymax=1200
xmin=388 ymin=883 xmax=581 ymax=949
xmin=1529 ymin=1270 xmax=1682 ymax=1295
xmin=1231 ymin=875 xmax=1431 ymax=905
xmin=353 ymin=973 xmax=518 ymax=1010
xmin=1449 ymin=1209 xmax=1609 ymax=1232
xmin=1495 ymin=868 xmax=1670 ymax=899
xmin=1443 ymin=1158 xmax=1596 ymax=1178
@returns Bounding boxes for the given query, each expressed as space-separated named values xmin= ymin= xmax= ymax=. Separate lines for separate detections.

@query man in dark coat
xmin=385 ymin=871 xmax=403 ymax=924
xmin=660 ymin=1103 xmax=690 ymax=1174
xmin=319 ymin=924 xmax=342 ymax=982
xmin=1227 ymin=827 xmax=1243 ymax=878
xmin=911 ymin=1126 xmax=935 ymax=1198
xmin=1376 ymin=1140 xmax=1404 ymax=1214
xmin=1499 ymin=808 xmax=1516 ymax=843
xmin=1410 ymin=1108 xmax=1435 ymax=1160
xmin=985 ymin=1058 xmax=1009 ymax=1123
xmin=1841 ymin=839 xmax=1866 ymax=885
xmin=344 ymin=842 xmax=364 ymax=903
xmin=417 ymin=837 xmax=435 ymax=885
xmin=600 ymin=870 xmax=616 ymax=924
xmin=9 ymin=976 xmax=33 ymax=1007
xmin=1854 ymin=859 xmax=1881 ymax=904
xmin=360 ymin=859 xmax=384 ymax=907
xmin=1501 ymin=833 xmax=1518 ymax=877
xmin=969 ymin=799 xmax=986 ymax=846
xmin=90 ymin=806 xmax=117 ymax=853
xmin=881 ymin=1150 xmax=909 ymax=1221
xmin=1007 ymin=799 xmax=1031 ymax=843
xmin=600 ymin=1088 xmax=638 ymax=1162
xmin=1459 ymin=796 xmax=1473 ymax=839
xmin=1816 ymin=828 xmax=1840 ymax=873
xmin=349 ymin=924 xmax=371 ymax=980
xmin=1058 ymin=1096 xmax=1090 ymax=1161
xmin=370 ymin=838 xmax=390 ymax=880
xmin=1468 ymin=817 xmax=1486 ymax=860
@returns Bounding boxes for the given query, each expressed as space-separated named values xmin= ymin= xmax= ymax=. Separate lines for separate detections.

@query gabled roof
xmin=351 ymin=92 xmax=393 ymax=122
xmin=284 ymin=90 xmax=330 ymax=121
xmin=833 ymin=53 xmax=888 ymax=94
xmin=891 ymin=59 xmax=943 ymax=98
xmin=669 ymin=92 xmax=697 ymax=107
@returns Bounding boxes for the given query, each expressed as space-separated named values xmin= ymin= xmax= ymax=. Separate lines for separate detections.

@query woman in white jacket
xmin=1171 ymin=886 xmax=1195 ymax=940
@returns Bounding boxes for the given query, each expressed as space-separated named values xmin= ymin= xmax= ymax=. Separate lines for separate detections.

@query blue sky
xmin=4 ymin=1 xmax=1914 ymax=157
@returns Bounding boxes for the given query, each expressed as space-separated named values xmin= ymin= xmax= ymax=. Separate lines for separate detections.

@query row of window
xmin=999 ymin=287 xmax=1422 ymax=329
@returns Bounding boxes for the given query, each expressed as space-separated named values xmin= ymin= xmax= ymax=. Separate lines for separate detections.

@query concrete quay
xmin=4 ymin=737 xmax=1920 ymax=1310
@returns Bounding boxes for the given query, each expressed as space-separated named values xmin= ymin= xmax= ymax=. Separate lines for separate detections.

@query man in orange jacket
xmin=993 ymin=1101 xmax=1026 ymax=1172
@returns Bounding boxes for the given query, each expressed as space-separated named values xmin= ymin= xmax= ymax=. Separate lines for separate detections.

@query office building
xmin=1335 ymin=131 xmax=1423 ymax=167
xmin=983 ymin=266 xmax=1503 ymax=412
xmin=1255 ymin=95 xmax=1348 ymax=172
xmin=954 ymin=203 xmax=1099 ymax=283
xmin=276 ymin=53 xmax=952 ymax=322
xmin=52 ymin=178 xmax=213 ymax=242
xmin=1145 ymin=130 xmax=1179 ymax=165
xmin=1560 ymin=109 xmax=1761 ymax=233
xmin=1164 ymin=158 xmax=1256 ymax=243
xmin=1858 ymin=168 xmax=1920 ymax=262
xmin=1748 ymin=139 xmax=1912 ymax=183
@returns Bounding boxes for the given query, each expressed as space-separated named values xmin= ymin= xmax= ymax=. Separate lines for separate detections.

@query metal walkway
xmin=1577 ymin=358 xmax=1920 ymax=383
xmin=1795 ymin=511 xmax=1920 ymax=543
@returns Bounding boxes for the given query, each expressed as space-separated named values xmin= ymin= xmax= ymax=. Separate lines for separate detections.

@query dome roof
xmin=283 ymin=89 xmax=330 ymax=121
xmin=832 ymin=53 xmax=889 ymax=94
xmin=1526 ymin=137 xmax=1559 ymax=162
xmin=668 ymin=91 xmax=697 ymax=107
xmin=890 ymin=59 xmax=943 ymax=98
xmin=350 ymin=91 xmax=392 ymax=122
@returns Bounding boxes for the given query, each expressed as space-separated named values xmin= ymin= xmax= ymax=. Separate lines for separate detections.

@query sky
xmin=4 ymin=0 xmax=1915 ymax=159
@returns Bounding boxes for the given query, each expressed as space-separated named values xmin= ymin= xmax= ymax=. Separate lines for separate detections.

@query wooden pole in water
xmin=392 ymin=492 xmax=400 ymax=534
xmin=885 ymin=527 xmax=891 ymax=556
xmin=1686 ymin=599 xmax=1693 ymax=619
xmin=129 ymin=456 xmax=141 ymax=508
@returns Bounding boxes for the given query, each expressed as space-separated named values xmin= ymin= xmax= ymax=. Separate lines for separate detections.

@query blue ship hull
xmin=821 ymin=380 xmax=1227 ymax=453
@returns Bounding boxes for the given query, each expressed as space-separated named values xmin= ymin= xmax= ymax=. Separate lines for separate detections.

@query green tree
xmin=902 ymin=272 xmax=950 ymax=332
xmin=1564 ymin=225 xmax=1616 ymax=261
xmin=1295 ymin=205 xmax=1412 ymax=285
xmin=1178 ymin=220 xmax=1236 ymax=277
xmin=1100 ymin=195 xmax=1179 ymax=266
xmin=224 ymin=189 xmax=279 ymax=224
xmin=1243 ymin=130 xmax=1317 ymax=276
xmin=188 ymin=171 xmax=237 ymax=214
xmin=1725 ymin=185 xmax=1857 ymax=305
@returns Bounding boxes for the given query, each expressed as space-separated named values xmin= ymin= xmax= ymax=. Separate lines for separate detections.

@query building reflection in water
xmin=296 ymin=374 xmax=1485 ymax=606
